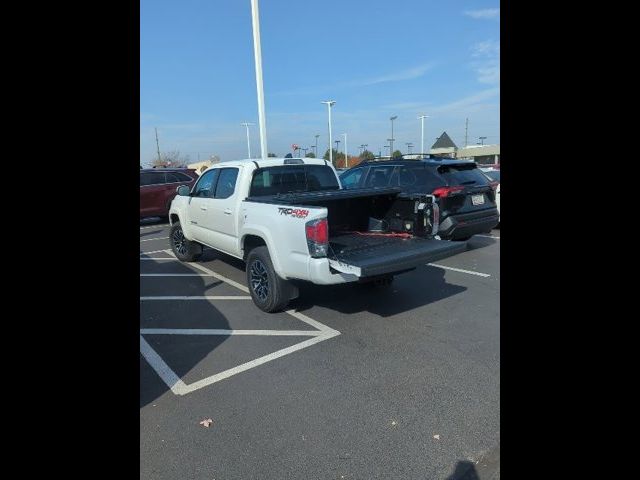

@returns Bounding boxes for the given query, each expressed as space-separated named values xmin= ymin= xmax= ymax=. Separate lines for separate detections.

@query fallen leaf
xmin=199 ymin=418 xmax=213 ymax=428
xmin=391 ymin=421 xmax=397 ymax=426
xmin=433 ymin=434 xmax=440 ymax=440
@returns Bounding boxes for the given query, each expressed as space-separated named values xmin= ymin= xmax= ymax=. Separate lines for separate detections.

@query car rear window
xmin=483 ymin=170 xmax=500 ymax=182
xmin=437 ymin=164 xmax=490 ymax=186
xmin=250 ymin=165 xmax=340 ymax=196
xmin=394 ymin=165 xmax=442 ymax=192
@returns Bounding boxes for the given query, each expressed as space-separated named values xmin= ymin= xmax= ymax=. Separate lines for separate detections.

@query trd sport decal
xmin=278 ymin=207 xmax=310 ymax=218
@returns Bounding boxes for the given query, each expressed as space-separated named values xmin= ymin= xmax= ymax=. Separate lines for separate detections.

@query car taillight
xmin=489 ymin=181 xmax=499 ymax=191
xmin=432 ymin=186 xmax=464 ymax=198
xmin=305 ymin=218 xmax=328 ymax=258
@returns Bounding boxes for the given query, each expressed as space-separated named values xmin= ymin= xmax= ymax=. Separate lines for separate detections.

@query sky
xmin=140 ymin=0 xmax=500 ymax=165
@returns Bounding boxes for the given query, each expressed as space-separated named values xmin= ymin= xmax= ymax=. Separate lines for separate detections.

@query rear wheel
xmin=246 ymin=246 xmax=290 ymax=313
xmin=170 ymin=222 xmax=202 ymax=262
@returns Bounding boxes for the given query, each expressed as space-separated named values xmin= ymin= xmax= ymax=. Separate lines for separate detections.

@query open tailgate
xmin=328 ymin=234 xmax=467 ymax=277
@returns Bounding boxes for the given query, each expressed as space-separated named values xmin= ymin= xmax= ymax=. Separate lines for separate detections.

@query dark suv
xmin=140 ymin=168 xmax=198 ymax=219
xmin=339 ymin=158 xmax=499 ymax=240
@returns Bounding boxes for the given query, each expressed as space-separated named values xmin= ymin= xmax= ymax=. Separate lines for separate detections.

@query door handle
xmin=200 ymin=206 xmax=207 ymax=211
xmin=224 ymin=208 xmax=232 ymax=215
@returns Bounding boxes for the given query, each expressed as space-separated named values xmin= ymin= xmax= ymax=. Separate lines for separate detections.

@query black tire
xmin=169 ymin=221 xmax=202 ymax=262
xmin=246 ymin=246 xmax=290 ymax=313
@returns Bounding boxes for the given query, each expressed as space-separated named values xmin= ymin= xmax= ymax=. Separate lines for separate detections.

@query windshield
xmin=250 ymin=165 xmax=340 ymax=196
xmin=437 ymin=164 xmax=491 ymax=186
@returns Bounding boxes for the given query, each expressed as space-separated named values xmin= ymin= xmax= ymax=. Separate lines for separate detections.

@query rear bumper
xmin=439 ymin=209 xmax=499 ymax=240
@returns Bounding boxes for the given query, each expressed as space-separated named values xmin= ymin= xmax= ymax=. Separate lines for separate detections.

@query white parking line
xmin=140 ymin=236 xmax=169 ymax=243
xmin=428 ymin=263 xmax=491 ymax=278
xmin=140 ymin=328 xmax=321 ymax=336
xmin=476 ymin=234 xmax=500 ymax=239
xmin=140 ymin=249 xmax=171 ymax=255
xmin=140 ymin=273 xmax=218 ymax=277
xmin=139 ymin=249 xmax=341 ymax=394
xmin=140 ymin=257 xmax=180 ymax=261
xmin=141 ymin=296 xmax=251 ymax=300
xmin=140 ymin=224 xmax=169 ymax=230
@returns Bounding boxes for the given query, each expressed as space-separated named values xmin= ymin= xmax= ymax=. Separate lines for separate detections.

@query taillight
xmin=432 ymin=186 xmax=464 ymax=198
xmin=305 ymin=218 xmax=328 ymax=258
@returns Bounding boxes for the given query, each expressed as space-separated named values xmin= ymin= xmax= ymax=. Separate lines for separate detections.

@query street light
xmin=479 ymin=136 xmax=487 ymax=145
xmin=406 ymin=142 xmax=413 ymax=154
xmin=418 ymin=115 xmax=429 ymax=155
xmin=334 ymin=139 xmax=341 ymax=157
xmin=342 ymin=133 xmax=348 ymax=168
xmin=390 ymin=115 xmax=397 ymax=154
xmin=250 ymin=0 xmax=268 ymax=160
xmin=240 ymin=122 xmax=255 ymax=158
xmin=302 ymin=147 xmax=308 ymax=157
xmin=387 ymin=139 xmax=394 ymax=157
xmin=321 ymin=101 xmax=336 ymax=165
xmin=314 ymin=134 xmax=320 ymax=156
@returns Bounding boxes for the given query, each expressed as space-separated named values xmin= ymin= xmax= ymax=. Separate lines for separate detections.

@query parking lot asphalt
xmin=140 ymin=218 xmax=500 ymax=480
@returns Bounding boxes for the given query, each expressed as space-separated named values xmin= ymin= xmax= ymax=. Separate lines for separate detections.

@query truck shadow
xmin=139 ymin=254 xmax=231 ymax=408
xmin=292 ymin=265 xmax=466 ymax=317
xmin=446 ymin=460 xmax=480 ymax=480
xmin=196 ymin=248 xmax=466 ymax=318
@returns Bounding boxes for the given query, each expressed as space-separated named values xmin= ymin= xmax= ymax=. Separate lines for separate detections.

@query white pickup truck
xmin=168 ymin=158 xmax=466 ymax=312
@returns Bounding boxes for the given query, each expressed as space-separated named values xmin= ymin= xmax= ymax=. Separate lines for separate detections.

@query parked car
xmin=140 ymin=168 xmax=198 ymax=219
xmin=339 ymin=158 xmax=499 ymax=240
xmin=168 ymin=158 xmax=465 ymax=312
xmin=480 ymin=167 xmax=500 ymax=224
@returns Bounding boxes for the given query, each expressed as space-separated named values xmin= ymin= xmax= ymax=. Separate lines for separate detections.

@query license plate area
xmin=471 ymin=194 xmax=485 ymax=206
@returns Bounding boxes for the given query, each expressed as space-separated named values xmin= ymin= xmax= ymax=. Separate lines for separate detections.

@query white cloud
xmin=464 ymin=8 xmax=500 ymax=20
xmin=471 ymin=40 xmax=500 ymax=85
xmin=351 ymin=63 xmax=435 ymax=87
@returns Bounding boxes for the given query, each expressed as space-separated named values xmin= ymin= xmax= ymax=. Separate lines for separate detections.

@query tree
xmin=392 ymin=150 xmax=403 ymax=159
xmin=322 ymin=149 xmax=344 ymax=166
xmin=305 ymin=152 xmax=316 ymax=158
xmin=152 ymin=149 xmax=190 ymax=168
xmin=267 ymin=153 xmax=277 ymax=157
xmin=361 ymin=149 xmax=375 ymax=161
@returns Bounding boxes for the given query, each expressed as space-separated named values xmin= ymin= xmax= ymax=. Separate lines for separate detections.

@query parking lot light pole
xmin=321 ymin=101 xmax=336 ymax=164
xmin=342 ymin=133 xmax=348 ymax=168
xmin=387 ymin=139 xmax=394 ymax=157
xmin=406 ymin=142 xmax=413 ymax=154
xmin=314 ymin=134 xmax=320 ymax=157
xmin=241 ymin=122 xmax=254 ymax=158
xmin=250 ymin=0 xmax=268 ymax=160
xmin=479 ymin=136 xmax=487 ymax=145
xmin=390 ymin=115 xmax=397 ymax=154
xmin=418 ymin=114 xmax=429 ymax=155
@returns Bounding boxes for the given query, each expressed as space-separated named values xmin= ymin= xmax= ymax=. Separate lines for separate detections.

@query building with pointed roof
xmin=430 ymin=131 xmax=458 ymax=157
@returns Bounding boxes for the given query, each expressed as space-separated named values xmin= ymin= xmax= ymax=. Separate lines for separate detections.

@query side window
xmin=176 ymin=172 xmax=194 ymax=182
xmin=214 ymin=168 xmax=239 ymax=199
xmin=165 ymin=172 xmax=180 ymax=183
xmin=193 ymin=169 xmax=219 ymax=198
xmin=140 ymin=172 xmax=164 ymax=186
xmin=365 ymin=166 xmax=395 ymax=188
xmin=339 ymin=168 xmax=364 ymax=189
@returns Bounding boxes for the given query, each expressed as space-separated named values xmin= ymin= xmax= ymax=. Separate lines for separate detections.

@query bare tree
xmin=151 ymin=150 xmax=190 ymax=168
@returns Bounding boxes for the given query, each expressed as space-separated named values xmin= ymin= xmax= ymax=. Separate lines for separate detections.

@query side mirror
xmin=177 ymin=185 xmax=191 ymax=196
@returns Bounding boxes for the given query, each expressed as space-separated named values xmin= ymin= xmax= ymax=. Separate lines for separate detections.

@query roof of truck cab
xmin=206 ymin=158 xmax=331 ymax=169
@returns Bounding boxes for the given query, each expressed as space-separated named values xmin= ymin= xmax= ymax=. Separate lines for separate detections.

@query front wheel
xmin=246 ymin=246 xmax=291 ymax=313
xmin=170 ymin=222 xmax=202 ymax=262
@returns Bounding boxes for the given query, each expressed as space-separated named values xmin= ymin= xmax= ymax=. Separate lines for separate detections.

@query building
xmin=456 ymin=144 xmax=500 ymax=166
xmin=430 ymin=132 xmax=458 ymax=157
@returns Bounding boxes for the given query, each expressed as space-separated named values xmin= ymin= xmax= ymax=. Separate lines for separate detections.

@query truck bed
xmin=328 ymin=233 xmax=467 ymax=277
xmin=245 ymin=186 xmax=402 ymax=205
